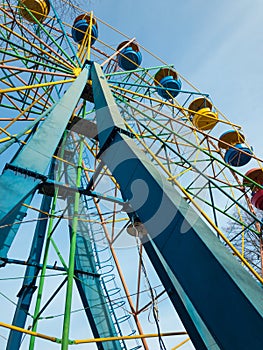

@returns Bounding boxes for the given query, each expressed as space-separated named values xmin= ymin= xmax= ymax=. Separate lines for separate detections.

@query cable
xmin=132 ymin=221 xmax=167 ymax=350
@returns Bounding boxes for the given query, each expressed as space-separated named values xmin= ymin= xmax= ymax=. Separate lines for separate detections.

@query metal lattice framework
xmin=1 ymin=1 xmax=263 ymax=350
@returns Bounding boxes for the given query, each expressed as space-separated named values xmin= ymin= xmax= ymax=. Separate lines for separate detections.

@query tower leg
xmin=91 ymin=62 xmax=263 ymax=350
xmin=6 ymin=192 xmax=53 ymax=350
xmin=0 ymin=68 xmax=89 ymax=257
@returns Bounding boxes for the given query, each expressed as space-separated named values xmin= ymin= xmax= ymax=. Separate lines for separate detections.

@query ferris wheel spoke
xmin=10 ymin=13 xmax=76 ymax=68
xmin=0 ymin=47 xmax=72 ymax=74
xmin=0 ymin=78 xmax=74 ymax=95
xmin=121 ymin=103 xmax=261 ymax=238
xmin=0 ymin=23 xmax=74 ymax=72
xmin=1 ymin=83 xmax=54 ymax=122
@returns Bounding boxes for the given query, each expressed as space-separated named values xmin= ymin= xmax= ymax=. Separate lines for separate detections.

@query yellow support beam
xmin=0 ymin=322 xmax=59 ymax=343
xmin=111 ymin=85 xmax=241 ymax=128
xmin=0 ymin=78 xmax=75 ymax=94
xmin=73 ymin=331 xmax=188 ymax=344
xmin=0 ymin=129 xmax=30 ymax=144
xmin=77 ymin=11 xmax=94 ymax=64
xmin=0 ymin=321 xmax=187 ymax=346
xmin=171 ymin=337 xmax=190 ymax=350
xmin=0 ymin=86 xmax=53 ymax=135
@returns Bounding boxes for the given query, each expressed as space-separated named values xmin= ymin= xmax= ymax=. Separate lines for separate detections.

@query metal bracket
xmin=0 ymin=256 xmax=100 ymax=278
xmin=4 ymin=163 xmax=48 ymax=181
xmin=96 ymin=126 xmax=134 ymax=159
xmin=39 ymin=179 xmax=126 ymax=206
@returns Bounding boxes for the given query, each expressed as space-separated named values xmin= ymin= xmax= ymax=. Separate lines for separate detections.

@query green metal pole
xmin=29 ymin=132 xmax=68 ymax=350
xmin=29 ymin=187 xmax=60 ymax=350
xmin=50 ymin=237 xmax=68 ymax=271
xmin=61 ymin=138 xmax=84 ymax=350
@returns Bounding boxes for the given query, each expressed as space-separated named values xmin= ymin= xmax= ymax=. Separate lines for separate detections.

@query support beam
xmin=91 ymin=62 xmax=263 ymax=350
xmin=0 ymin=68 xmax=89 ymax=257
xmin=0 ymin=257 xmax=100 ymax=277
xmin=6 ymin=193 xmax=53 ymax=350
xmin=39 ymin=178 xmax=125 ymax=205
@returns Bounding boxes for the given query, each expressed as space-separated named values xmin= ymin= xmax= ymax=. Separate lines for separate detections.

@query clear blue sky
xmin=91 ymin=0 xmax=263 ymax=158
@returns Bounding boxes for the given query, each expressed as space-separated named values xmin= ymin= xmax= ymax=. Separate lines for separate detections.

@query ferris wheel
xmin=1 ymin=1 xmax=263 ymax=350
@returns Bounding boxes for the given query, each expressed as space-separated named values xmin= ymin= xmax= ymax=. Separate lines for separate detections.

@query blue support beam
xmin=0 ymin=193 xmax=34 ymax=258
xmin=6 ymin=190 xmax=53 ymax=350
xmin=0 ymin=68 xmax=89 ymax=258
xmin=91 ymin=62 xmax=263 ymax=350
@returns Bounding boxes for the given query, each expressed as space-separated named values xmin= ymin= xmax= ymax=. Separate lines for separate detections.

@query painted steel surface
xmin=6 ymin=193 xmax=53 ymax=349
xmin=91 ymin=61 xmax=263 ymax=350
xmin=0 ymin=68 xmax=89 ymax=257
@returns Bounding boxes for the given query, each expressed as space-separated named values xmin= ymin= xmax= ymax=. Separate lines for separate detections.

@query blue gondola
xmin=72 ymin=14 xmax=98 ymax=45
xmin=117 ymin=41 xmax=142 ymax=71
xmin=154 ymin=68 xmax=182 ymax=99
